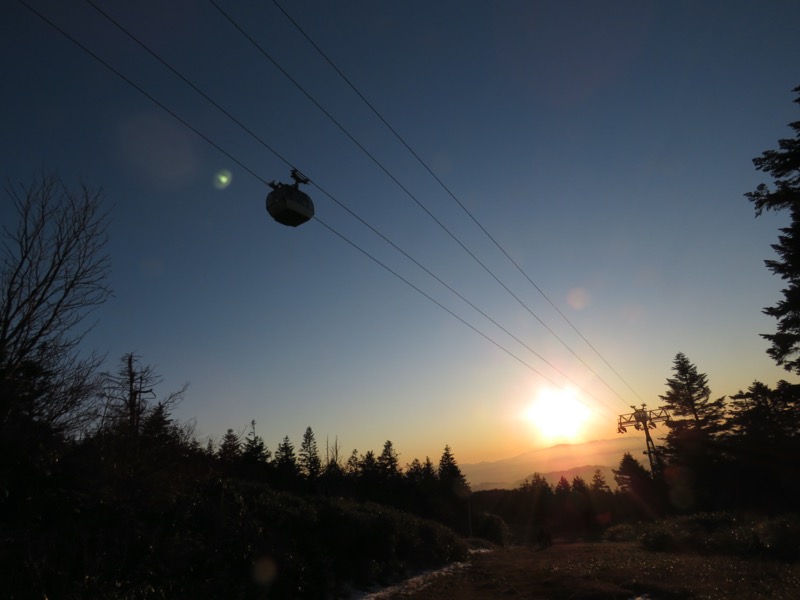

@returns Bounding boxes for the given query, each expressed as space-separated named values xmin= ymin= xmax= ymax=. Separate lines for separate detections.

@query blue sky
xmin=3 ymin=0 xmax=800 ymax=464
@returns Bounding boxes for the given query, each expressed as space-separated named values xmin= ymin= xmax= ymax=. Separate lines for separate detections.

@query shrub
xmin=603 ymin=523 xmax=638 ymax=542
xmin=473 ymin=512 xmax=510 ymax=546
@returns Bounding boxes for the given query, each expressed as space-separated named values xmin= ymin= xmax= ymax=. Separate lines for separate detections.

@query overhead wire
xmin=79 ymin=0 xmax=629 ymax=421
xmin=209 ymin=0 xmax=639 ymax=411
xmin=270 ymin=0 xmax=645 ymax=406
xmin=17 ymin=0 xmax=638 ymax=430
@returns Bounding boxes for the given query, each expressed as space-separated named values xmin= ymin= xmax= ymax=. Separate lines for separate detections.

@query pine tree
xmin=345 ymin=448 xmax=360 ymax=478
xmin=658 ymin=353 xmax=727 ymax=509
xmin=358 ymin=450 xmax=379 ymax=480
xmin=298 ymin=426 xmax=321 ymax=480
xmin=438 ymin=445 xmax=470 ymax=498
xmin=274 ymin=435 xmax=299 ymax=482
xmin=724 ymin=380 xmax=800 ymax=509
xmin=241 ymin=420 xmax=270 ymax=466
xmin=746 ymin=85 xmax=800 ymax=373
xmin=377 ymin=440 xmax=402 ymax=481
xmin=589 ymin=469 xmax=613 ymax=525
xmin=659 ymin=353 xmax=727 ymax=456
xmin=217 ymin=428 xmax=241 ymax=463
xmin=613 ymin=452 xmax=665 ymax=516
xmin=554 ymin=476 xmax=571 ymax=497
xmin=405 ymin=458 xmax=425 ymax=484
xmin=613 ymin=452 xmax=651 ymax=493
xmin=406 ymin=456 xmax=437 ymax=487
xmin=590 ymin=469 xmax=610 ymax=493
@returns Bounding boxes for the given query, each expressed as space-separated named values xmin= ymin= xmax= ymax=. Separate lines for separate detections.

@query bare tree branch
xmin=0 ymin=172 xmax=111 ymax=435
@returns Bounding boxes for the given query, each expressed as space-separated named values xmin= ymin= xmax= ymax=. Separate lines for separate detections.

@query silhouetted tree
xmin=320 ymin=437 xmax=345 ymax=496
xmin=274 ymin=435 xmax=299 ymax=484
xmin=241 ymin=420 xmax=270 ymax=477
xmin=436 ymin=445 xmax=471 ymax=534
xmin=405 ymin=457 xmax=437 ymax=487
xmin=298 ymin=426 xmax=321 ymax=481
xmin=140 ymin=401 xmax=180 ymax=447
xmin=377 ymin=440 xmax=402 ymax=481
xmin=658 ymin=353 xmax=726 ymax=509
xmin=589 ymin=469 xmax=614 ymax=526
xmin=99 ymin=353 xmax=187 ymax=444
xmin=345 ymin=448 xmax=360 ymax=478
xmin=614 ymin=452 xmax=661 ymax=517
xmin=724 ymin=380 xmax=800 ymax=509
xmin=590 ymin=469 xmax=611 ymax=493
xmin=1 ymin=172 xmax=110 ymax=439
xmin=357 ymin=450 xmax=380 ymax=495
xmin=554 ymin=476 xmax=571 ymax=497
xmin=421 ymin=456 xmax=437 ymax=483
xmin=515 ymin=474 xmax=553 ymax=542
xmin=746 ymin=85 xmax=800 ymax=373
xmin=437 ymin=445 xmax=470 ymax=498
xmin=218 ymin=428 xmax=242 ymax=464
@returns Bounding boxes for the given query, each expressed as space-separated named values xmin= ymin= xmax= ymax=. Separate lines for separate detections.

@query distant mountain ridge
xmin=461 ymin=437 xmax=645 ymax=491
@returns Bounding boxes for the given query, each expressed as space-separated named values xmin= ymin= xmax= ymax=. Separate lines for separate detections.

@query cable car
xmin=266 ymin=169 xmax=314 ymax=227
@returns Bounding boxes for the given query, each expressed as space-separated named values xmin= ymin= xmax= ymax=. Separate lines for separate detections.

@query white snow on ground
xmin=350 ymin=549 xmax=493 ymax=599
xmin=352 ymin=561 xmax=469 ymax=599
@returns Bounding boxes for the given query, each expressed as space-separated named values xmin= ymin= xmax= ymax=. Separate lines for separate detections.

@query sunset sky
xmin=3 ymin=1 xmax=800 ymax=466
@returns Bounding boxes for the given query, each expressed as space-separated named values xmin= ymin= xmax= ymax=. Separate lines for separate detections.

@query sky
xmin=3 ymin=0 xmax=800 ymax=467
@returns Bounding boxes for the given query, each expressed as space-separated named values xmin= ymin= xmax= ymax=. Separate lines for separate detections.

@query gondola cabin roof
xmin=266 ymin=182 xmax=314 ymax=227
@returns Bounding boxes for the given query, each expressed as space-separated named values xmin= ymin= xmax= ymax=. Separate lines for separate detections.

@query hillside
xmin=460 ymin=437 xmax=645 ymax=490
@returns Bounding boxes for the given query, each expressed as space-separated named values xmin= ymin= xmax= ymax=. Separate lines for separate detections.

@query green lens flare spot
xmin=214 ymin=169 xmax=232 ymax=189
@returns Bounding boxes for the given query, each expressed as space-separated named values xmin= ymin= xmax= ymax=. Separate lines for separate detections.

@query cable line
xmin=78 ymin=0 xmax=623 ymax=417
xmin=314 ymin=215 xmax=619 ymax=422
xmin=18 ymin=0 xmax=636 ymax=429
xmin=83 ymin=0 xmax=297 ymax=176
xmin=272 ymin=0 xmax=644 ymax=405
xmin=211 ymin=0 xmax=638 ymax=408
xmin=17 ymin=0 xmax=269 ymax=187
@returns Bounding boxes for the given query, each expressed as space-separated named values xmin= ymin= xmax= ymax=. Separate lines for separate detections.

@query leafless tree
xmin=98 ymin=352 xmax=188 ymax=439
xmin=0 ymin=172 xmax=111 ymax=436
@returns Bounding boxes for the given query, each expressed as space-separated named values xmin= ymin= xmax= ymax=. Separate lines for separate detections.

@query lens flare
xmin=214 ymin=169 xmax=232 ymax=189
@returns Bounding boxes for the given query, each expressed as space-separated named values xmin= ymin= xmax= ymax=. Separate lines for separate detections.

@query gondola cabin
xmin=266 ymin=169 xmax=314 ymax=227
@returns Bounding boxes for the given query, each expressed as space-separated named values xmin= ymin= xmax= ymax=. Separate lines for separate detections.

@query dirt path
xmin=370 ymin=542 xmax=800 ymax=599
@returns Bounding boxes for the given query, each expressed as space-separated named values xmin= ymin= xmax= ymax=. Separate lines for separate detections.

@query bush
xmin=626 ymin=512 xmax=800 ymax=561
xmin=473 ymin=512 xmax=510 ymax=546
xmin=603 ymin=523 xmax=638 ymax=542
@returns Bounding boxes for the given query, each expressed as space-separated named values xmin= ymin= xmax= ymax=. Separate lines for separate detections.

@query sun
xmin=524 ymin=387 xmax=591 ymax=444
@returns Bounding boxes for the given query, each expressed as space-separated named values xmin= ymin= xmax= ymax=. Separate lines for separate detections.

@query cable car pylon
xmin=617 ymin=404 xmax=670 ymax=476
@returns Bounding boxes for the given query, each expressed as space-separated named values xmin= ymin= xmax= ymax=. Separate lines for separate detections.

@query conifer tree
xmin=345 ymin=448 xmax=360 ymax=477
xmin=274 ymin=435 xmax=299 ymax=482
xmin=358 ymin=450 xmax=379 ymax=481
xmin=377 ymin=440 xmax=402 ymax=481
xmin=217 ymin=428 xmax=241 ymax=463
xmin=298 ymin=426 xmax=321 ymax=480
xmin=241 ymin=420 xmax=270 ymax=467
xmin=613 ymin=452 xmax=651 ymax=493
xmin=554 ymin=476 xmax=571 ymax=497
xmin=438 ymin=445 xmax=470 ymax=498
xmin=746 ymin=85 xmax=800 ymax=373
xmin=725 ymin=380 xmax=800 ymax=508
xmin=659 ymin=353 xmax=727 ymax=453
xmin=406 ymin=456 xmax=438 ymax=488
xmin=658 ymin=353 xmax=726 ymax=509
xmin=590 ymin=469 xmax=611 ymax=493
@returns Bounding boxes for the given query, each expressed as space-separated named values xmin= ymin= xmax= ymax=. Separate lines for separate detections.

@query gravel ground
xmin=366 ymin=541 xmax=800 ymax=599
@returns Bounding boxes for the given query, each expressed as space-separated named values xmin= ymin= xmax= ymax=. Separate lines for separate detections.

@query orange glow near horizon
xmin=524 ymin=387 xmax=592 ymax=444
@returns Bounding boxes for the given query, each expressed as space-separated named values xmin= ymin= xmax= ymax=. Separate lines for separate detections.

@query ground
xmin=367 ymin=542 xmax=800 ymax=599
